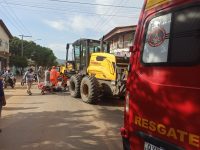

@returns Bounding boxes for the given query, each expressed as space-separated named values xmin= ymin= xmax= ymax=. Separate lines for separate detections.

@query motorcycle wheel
xmin=41 ymin=90 xmax=45 ymax=95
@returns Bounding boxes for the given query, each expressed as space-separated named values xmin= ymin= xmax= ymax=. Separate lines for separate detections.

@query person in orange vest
xmin=50 ymin=66 xmax=60 ymax=86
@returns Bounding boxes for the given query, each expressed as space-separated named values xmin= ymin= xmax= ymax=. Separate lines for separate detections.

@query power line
xmin=88 ymin=0 xmax=138 ymax=39
xmin=47 ymin=0 xmax=141 ymax=9
xmin=91 ymin=1 xmax=121 ymax=35
xmin=19 ymin=35 xmax=32 ymax=57
xmin=93 ymin=0 xmax=127 ymax=35
xmin=2 ymin=0 xmax=32 ymax=35
xmin=0 ymin=7 xmax=23 ymax=34
xmin=2 ymin=2 xmax=138 ymax=18
xmin=5 ymin=0 xmax=141 ymax=14
xmin=0 ymin=0 xmax=32 ymax=35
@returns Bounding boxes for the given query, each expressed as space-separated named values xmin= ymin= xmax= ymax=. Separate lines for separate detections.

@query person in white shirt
xmin=44 ymin=68 xmax=51 ymax=86
xmin=23 ymin=68 xmax=35 ymax=95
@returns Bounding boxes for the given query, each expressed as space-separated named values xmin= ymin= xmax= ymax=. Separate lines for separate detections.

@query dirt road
xmin=0 ymin=82 xmax=124 ymax=150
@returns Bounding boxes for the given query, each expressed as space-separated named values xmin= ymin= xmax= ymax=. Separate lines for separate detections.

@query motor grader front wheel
xmin=69 ymin=75 xmax=82 ymax=98
xmin=80 ymin=76 xmax=100 ymax=104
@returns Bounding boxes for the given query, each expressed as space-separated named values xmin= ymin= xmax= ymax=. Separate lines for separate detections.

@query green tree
xmin=9 ymin=37 xmax=21 ymax=56
xmin=9 ymin=37 xmax=58 ymax=67
xmin=10 ymin=56 xmax=28 ymax=68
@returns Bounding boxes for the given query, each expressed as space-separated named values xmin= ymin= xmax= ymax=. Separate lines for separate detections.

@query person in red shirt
xmin=50 ymin=66 xmax=60 ymax=86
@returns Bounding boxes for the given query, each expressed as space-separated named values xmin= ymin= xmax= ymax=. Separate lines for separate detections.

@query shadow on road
xmin=0 ymin=108 xmax=123 ymax=150
xmin=96 ymin=97 xmax=124 ymax=107
xmin=7 ymin=102 xmax=46 ymax=105
xmin=3 ymin=107 xmax=39 ymax=111
xmin=5 ymin=91 xmax=70 ymax=100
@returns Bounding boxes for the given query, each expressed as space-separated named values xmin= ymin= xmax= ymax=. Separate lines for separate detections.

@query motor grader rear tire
xmin=69 ymin=75 xmax=82 ymax=98
xmin=80 ymin=76 xmax=100 ymax=104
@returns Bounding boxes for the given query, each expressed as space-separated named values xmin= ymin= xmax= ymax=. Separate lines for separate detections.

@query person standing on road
xmin=43 ymin=67 xmax=53 ymax=93
xmin=44 ymin=68 xmax=51 ymax=86
xmin=23 ymin=68 xmax=35 ymax=95
xmin=50 ymin=66 xmax=59 ymax=86
xmin=0 ymin=76 xmax=6 ymax=133
xmin=37 ymin=66 xmax=44 ymax=83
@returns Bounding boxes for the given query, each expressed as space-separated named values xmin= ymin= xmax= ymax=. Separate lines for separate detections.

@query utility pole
xmin=23 ymin=39 xmax=42 ymax=49
xmin=100 ymin=36 xmax=104 ymax=52
xmin=19 ymin=35 xmax=32 ymax=57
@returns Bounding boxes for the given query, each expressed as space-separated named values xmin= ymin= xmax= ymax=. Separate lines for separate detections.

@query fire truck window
xmin=142 ymin=13 xmax=172 ymax=63
xmin=170 ymin=6 xmax=200 ymax=63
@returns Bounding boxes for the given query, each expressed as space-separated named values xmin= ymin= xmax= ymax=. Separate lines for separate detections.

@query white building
xmin=103 ymin=25 xmax=137 ymax=57
xmin=0 ymin=19 xmax=12 ymax=70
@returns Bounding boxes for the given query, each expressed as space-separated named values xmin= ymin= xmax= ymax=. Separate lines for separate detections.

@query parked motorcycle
xmin=3 ymin=75 xmax=16 ymax=88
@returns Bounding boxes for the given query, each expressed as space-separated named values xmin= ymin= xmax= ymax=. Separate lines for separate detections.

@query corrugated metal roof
xmin=103 ymin=25 xmax=137 ymax=41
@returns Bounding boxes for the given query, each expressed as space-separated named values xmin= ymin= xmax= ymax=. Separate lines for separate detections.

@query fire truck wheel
xmin=80 ymin=76 xmax=100 ymax=104
xmin=69 ymin=75 xmax=82 ymax=98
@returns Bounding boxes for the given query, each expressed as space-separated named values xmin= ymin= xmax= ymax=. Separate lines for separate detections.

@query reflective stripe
xmin=146 ymin=0 xmax=170 ymax=9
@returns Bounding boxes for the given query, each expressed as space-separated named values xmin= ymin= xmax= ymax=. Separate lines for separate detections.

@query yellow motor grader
xmin=66 ymin=38 xmax=129 ymax=104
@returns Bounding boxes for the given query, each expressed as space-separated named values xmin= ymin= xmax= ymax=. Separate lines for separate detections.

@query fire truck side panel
xmin=123 ymin=0 xmax=200 ymax=150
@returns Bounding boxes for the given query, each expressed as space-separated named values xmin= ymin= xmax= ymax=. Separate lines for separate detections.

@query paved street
xmin=0 ymin=81 xmax=124 ymax=150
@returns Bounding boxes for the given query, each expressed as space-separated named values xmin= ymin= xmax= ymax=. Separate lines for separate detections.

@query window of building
xmin=5 ymin=41 xmax=8 ymax=49
xmin=124 ymin=33 xmax=133 ymax=48
xmin=118 ymin=35 xmax=124 ymax=49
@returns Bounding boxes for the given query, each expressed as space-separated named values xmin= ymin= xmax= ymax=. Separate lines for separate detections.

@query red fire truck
xmin=121 ymin=0 xmax=200 ymax=150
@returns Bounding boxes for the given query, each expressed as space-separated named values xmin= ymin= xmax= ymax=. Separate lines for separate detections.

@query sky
xmin=0 ymin=0 xmax=144 ymax=60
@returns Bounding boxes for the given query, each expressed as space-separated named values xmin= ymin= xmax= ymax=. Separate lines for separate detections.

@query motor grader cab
xmin=66 ymin=38 xmax=129 ymax=104
xmin=65 ymin=43 xmax=77 ymax=77
xmin=56 ymin=65 xmax=66 ymax=74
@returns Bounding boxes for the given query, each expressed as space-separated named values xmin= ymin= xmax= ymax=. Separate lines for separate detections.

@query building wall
xmin=0 ymin=25 xmax=10 ymax=53
xmin=109 ymin=32 xmax=134 ymax=56
xmin=0 ymin=25 xmax=10 ymax=70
